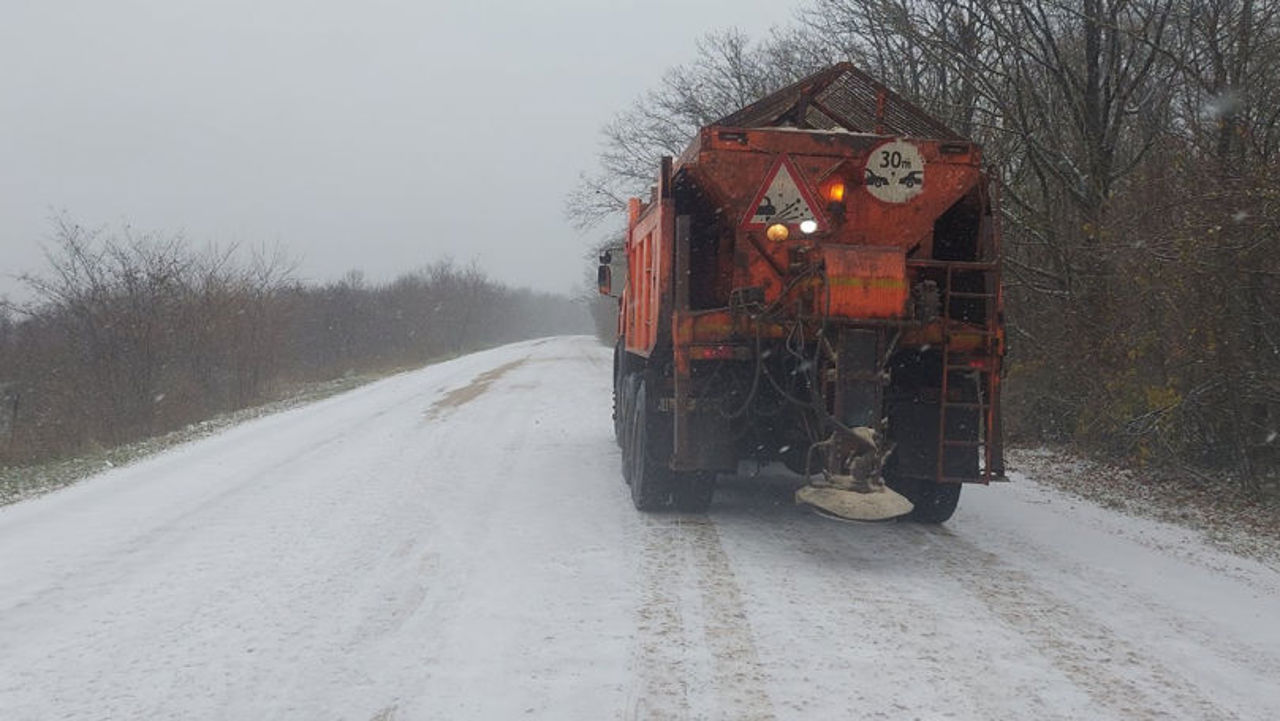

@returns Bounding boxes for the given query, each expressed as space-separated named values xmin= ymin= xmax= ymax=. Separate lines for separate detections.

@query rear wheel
xmin=619 ymin=374 xmax=638 ymax=484
xmin=628 ymin=382 xmax=671 ymax=511
xmin=613 ymin=387 xmax=623 ymax=446
xmin=907 ymin=480 xmax=961 ymax=523
xmin=672 ymin=472 xmax=715 ymax=513
xmin=883 ymin=447 xmax=965 ymax=524
xmin=612 ymin=343 xmax=625 ymax=446
xmin=885 ymin=352 xmax=975 ymax=524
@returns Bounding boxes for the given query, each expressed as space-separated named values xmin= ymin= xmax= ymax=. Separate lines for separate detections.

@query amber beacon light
xmin=826 ymin=180 xmax=846 ymax=203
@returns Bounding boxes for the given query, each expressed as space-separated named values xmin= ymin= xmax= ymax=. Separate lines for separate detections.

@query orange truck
xmin=599 ymin=63 xmax=1005 ymax=522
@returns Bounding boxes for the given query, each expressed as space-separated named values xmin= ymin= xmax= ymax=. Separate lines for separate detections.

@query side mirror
xmin=597 ymin=264 xmax=612 ymax=296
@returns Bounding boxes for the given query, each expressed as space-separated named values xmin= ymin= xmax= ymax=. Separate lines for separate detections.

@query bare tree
xmin=2 ymin=220 xmax=588 ymax=469
xmin=565 ymin=28 xmax=835 ymax=229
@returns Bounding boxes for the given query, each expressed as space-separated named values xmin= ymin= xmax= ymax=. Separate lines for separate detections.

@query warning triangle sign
xmin=740 ymin=155 xmax=826 ymax=231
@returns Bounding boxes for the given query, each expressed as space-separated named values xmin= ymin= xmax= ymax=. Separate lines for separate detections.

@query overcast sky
xmin=0 ymin=1 xmax=803 ymax=302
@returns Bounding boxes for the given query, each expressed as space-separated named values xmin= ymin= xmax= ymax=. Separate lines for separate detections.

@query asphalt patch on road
xmin=423 ymin=359 xmax=528 ymax=421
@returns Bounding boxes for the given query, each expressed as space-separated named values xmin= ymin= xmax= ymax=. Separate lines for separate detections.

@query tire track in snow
xmin=710 ymin=483 xmax=1064 ymax=720
xmin=685 ymin=517 xmax=776 ymax=721
xmin=919 ymin=527 xmax=1238 ymax=721
xmin=626 ymin=515 xmax=776 ymax=721
xmin=348 ymin=545 xmax=439 ymax=645
xmin=627 ymin=520 xmax=693 ymax=720
xmin=953 ymin=505 xmax=1280 ymax=690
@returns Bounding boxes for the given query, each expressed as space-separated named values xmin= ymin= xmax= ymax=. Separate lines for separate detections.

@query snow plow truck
xmin=599 ymin=63 xmax=1005 ymax=522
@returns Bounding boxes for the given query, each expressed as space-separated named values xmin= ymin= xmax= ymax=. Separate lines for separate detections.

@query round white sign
xmin=864 ymin=140 xmax=925 ymax=203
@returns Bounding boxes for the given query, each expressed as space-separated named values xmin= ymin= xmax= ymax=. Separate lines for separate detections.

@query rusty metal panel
xmin=678 ymin=128 xmax=982 ymax=314
xmin=715 ymin=64 xmax=849 ymax=129
xmin=715 ymin=62 xmax=963 ymax=141
xmin=821 ymin=245 xmax=909 ymax=319
xmin=802 ymin=104 xmax=839 ymax=130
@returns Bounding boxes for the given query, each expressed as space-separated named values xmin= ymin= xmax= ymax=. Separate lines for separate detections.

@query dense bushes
xmin=0 ymin=219 xmax=588 ymax=466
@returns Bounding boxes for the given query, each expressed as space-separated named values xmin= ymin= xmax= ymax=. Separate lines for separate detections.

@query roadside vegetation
xmin=0 ymin=216 xmax=588 ymax=490
xmin=1009 ymin=446 xmax=1280 ymax=563
xmin=0 ymin=372 xmax=383 ymax=505
xmin=574 ymin=1 xmax=1280 ymax=500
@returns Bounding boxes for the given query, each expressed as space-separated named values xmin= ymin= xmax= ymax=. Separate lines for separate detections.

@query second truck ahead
xmin=600 ymin=63 xmax=1006 ymax=522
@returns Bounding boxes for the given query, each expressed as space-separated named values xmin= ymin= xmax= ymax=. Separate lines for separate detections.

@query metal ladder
xmin=936 ymin=261 xmax=1004 ymax=483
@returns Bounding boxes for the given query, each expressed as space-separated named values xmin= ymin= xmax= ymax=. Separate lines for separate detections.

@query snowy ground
xmin=2 ymin=336 xmax=1278 ymax=720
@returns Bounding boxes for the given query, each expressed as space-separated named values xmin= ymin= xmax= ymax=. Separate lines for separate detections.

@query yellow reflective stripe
xmin=693 ymin=322 xmax=734 ymax=334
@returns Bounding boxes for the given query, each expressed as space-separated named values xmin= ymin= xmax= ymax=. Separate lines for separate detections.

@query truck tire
xmin=883 ymin=452 xmax=964 ymax=524
xmin=612 ymin=343 xmax=625 ymax=447
xmin=884 ymin=354 xmax=974 ymax=524
xmin=672 ymin=472 xmax=715 ymax=513
xmin=628 ymin=382 xmax=671 ymax=511
xmin=616 ymin=371 xmax=633 ymax=450
xmin=619 ymin=374 xmax=638 ymax=485
xmin=613 ymin=385 xmax=623 ymax=446
xmin=907 ymin=481 xmax=961 ymax=523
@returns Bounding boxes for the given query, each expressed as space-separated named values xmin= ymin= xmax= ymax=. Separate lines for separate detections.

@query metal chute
xmin=795 ymin=425 xmax=913 ymax=521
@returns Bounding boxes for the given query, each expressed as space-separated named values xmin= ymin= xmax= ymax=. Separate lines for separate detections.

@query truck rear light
xmin=826 ymin=181 xmax=846 ymax=203
xmin=689 ymin=345 xmax=749 ymax=361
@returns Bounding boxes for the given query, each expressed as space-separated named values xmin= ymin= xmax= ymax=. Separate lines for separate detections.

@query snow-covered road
xmin=2 ymin=336 xmax=1278 ymax=720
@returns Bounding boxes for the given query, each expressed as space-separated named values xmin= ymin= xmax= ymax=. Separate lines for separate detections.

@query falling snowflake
xmin=1201 ymin=90 xmax=1242 ymax=120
